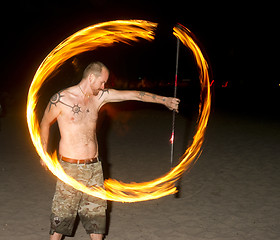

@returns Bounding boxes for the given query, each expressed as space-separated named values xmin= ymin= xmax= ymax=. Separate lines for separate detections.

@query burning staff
xmin=170 ymin=32 xmax=180 ymax=167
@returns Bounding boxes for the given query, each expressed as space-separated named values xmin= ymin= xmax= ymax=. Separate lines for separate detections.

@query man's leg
xmin=90 ymin=233 xmax=103 ymax=240
xmin=50 ymin=232 xmax=63 ymax=240
xmin=79 ymin=162 xmax=107 ymax=238
xmin=50 ymin=161 xmax=85 ymax=237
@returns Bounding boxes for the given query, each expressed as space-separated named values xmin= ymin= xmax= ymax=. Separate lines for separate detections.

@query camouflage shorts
xmin=50 ymin=159 xmax=107 ymax=236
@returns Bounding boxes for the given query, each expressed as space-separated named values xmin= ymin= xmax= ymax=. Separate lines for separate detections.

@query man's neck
xmin=78 ymin=80 xmax=93 ymax=98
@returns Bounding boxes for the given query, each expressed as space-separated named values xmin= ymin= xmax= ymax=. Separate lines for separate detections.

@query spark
xmin=26 ymin=20 xmax=211 ymax=203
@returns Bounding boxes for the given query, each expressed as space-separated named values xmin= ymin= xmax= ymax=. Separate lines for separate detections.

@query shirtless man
xmin=40 ymin=62 xmax=180 ymax=240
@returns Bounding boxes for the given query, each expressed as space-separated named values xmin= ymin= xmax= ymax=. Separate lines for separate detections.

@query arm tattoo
xmin=98 ymin=89 xmax=109 ymax=99
xmin=139 ymin=91 xmax=146 ymax=99
xmin=139 ymin=91 xmax=166 ymax=102
xmin=48 ymin=91 xmax=82 ymax=114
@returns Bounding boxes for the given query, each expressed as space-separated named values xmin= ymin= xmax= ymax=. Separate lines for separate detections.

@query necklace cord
xmin=79 ymin=85 xmax=90 ymax=98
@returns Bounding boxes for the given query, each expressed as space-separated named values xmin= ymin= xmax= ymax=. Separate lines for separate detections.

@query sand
xmin=1 ymin=102 xmax=280 ymax=240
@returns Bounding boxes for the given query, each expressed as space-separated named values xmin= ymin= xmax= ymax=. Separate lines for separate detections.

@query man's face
xmin=90 ymin=68 xmax=109 ymax=95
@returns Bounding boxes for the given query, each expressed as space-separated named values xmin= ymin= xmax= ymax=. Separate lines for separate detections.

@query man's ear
xmin=88 ymin=73 xmax=96 ymax=83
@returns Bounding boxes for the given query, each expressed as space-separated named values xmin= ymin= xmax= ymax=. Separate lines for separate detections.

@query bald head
xmin=82 ymin=61 xmax=109 ymax=79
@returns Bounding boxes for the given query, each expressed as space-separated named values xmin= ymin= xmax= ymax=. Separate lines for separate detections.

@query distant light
xmin=222 ymin=81 xmax=228 ymax=88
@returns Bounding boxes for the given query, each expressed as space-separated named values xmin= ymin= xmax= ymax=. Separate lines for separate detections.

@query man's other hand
xmin=40 ymin=159 xmax=48 ymax=170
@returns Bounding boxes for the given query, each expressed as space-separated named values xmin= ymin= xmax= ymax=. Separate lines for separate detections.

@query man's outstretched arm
xmin=100 ymin=89 xmax=180 ymax=112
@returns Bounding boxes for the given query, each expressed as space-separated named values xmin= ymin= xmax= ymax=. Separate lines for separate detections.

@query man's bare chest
xmin=63 ymin=102 xmax=99 ymax=123
xmin=51 ymin=91 xmax=99 ymax=124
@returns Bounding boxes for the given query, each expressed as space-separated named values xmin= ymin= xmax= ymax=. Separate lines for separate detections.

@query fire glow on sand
xmin=26 ymin=20 xmax=211 ymax=203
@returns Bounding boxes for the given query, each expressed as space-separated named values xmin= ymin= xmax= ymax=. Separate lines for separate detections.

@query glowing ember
xmin=170 ymin=132 xmax=175 ymax=144
xmin=26 ymin=20 xmax=211 ymax=202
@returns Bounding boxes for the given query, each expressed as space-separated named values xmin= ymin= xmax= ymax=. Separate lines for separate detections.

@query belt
xmin=59 ymin=155 xmax=99 ymax=164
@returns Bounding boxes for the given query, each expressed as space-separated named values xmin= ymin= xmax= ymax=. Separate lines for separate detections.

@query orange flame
xmin=26 ymin=20 xmax=211 ymax=202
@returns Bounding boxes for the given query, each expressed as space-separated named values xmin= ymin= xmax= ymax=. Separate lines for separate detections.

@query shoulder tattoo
xmin=48 ymin=91 xmax=64 ymax=111
xmin=48 ymin=91 xmax=82 ymax=114
xmin=98 ymin=89 xmax=109 ymax=100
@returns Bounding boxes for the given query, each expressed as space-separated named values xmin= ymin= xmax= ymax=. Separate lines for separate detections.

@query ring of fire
xmin=26 ymin=20 xmax=211 ymax=202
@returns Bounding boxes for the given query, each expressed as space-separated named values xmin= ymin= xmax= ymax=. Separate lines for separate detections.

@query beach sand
xmin=1 ymin=103 xmax=280 ymax=240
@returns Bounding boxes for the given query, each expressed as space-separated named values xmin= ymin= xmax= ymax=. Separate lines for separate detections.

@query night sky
xmin=1 ymin=1 xmax=279 ymax=115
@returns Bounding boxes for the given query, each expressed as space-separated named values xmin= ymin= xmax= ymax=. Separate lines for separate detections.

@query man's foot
xmin=90 ymin=233 xmax=103 ymax=240
xmin=50 ymin=232 xmax=63 ymax=240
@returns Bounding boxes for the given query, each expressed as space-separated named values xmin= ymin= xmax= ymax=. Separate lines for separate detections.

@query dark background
xmin=0 ymin=0 xmax=279 ymax=117
xmin=0 ymin=3 xmax=280 ymax=239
